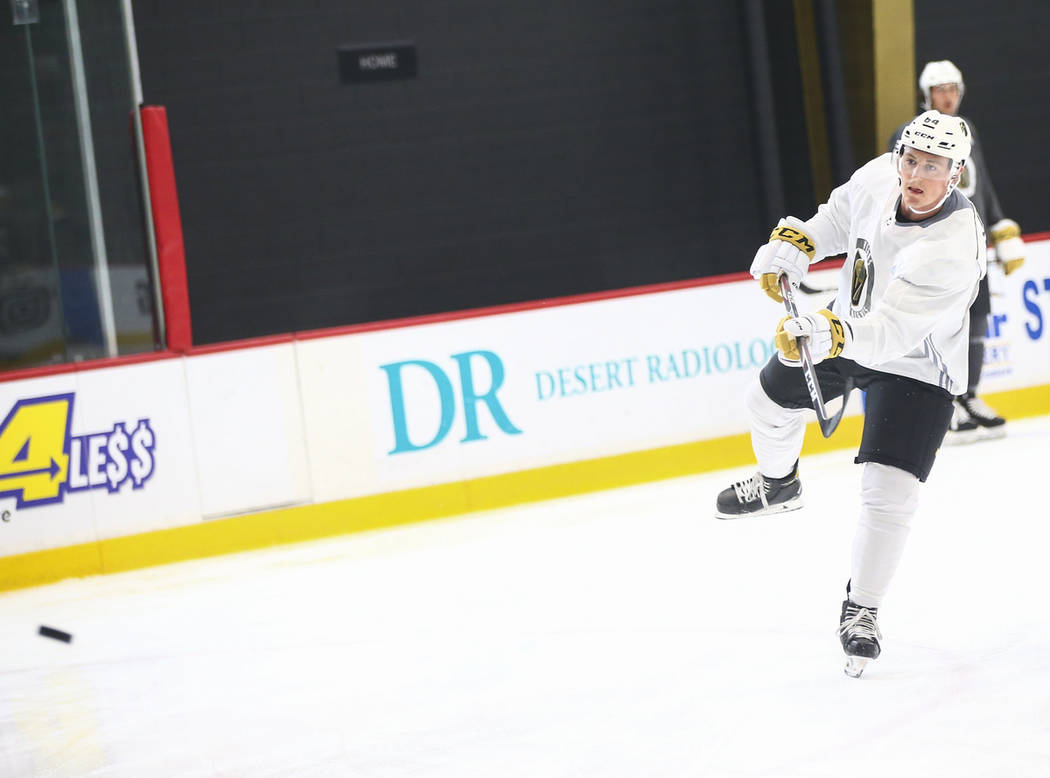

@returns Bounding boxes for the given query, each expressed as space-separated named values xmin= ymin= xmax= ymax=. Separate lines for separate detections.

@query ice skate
xmin=957 ymin=392 xmax=1006 ymax=440
xmin=838 ymin=599 xmax=881 ymax=678
xmin=943 ymin=397 xmax=981 ymax=445
xmin=714 ymin=465 xmax=802 ymax=519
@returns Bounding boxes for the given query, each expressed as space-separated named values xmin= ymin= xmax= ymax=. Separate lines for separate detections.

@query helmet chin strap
xmin=906 ymin=189 xmax=952 ymax=215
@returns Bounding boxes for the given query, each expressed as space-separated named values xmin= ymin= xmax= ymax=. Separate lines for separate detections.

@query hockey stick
xmin=779 ymin=275 xmax=850 ymax=438
xmin=798 ymin=280 xmax=837 ymax=295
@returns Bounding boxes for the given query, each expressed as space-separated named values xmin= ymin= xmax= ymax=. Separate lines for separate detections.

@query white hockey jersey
xmin=802 ymin=153 xmax=986 ymax=395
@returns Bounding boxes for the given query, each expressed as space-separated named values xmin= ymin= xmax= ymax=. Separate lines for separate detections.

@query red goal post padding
xmin=141 ymin=106 xmax=192 ymax=352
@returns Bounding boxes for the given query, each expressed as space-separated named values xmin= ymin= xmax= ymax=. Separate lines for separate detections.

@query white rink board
xmin=0 ymin=345 xmax=313 ymax=556
xmin=0 ymin=359 xmax=202 ymax=556
xmin=184 ymin=343 xmax=311 ymax=518
xmin=302 ymin=241 xmax=1050 ymax=498
xmin=299 ymin=280 xmax=783 ymax=499
xmin=76 ymin=360 xmax=202 ymax=540
xmin=1 ymin=238 xmax=1048 ymax=556
xmin=981 ymin=239 xmax=1050 ymax=392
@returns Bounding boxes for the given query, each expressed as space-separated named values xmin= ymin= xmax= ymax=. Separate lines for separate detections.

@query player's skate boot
xmin=714 ymin=464 xmax=802 ymax=519
xmin=957 ymin=392 xmax=1006 ymax=440
xmin=943 ymin=397 xmax=981 ymax=445
xmin=838 ymin=599 xmax=882 ymax=678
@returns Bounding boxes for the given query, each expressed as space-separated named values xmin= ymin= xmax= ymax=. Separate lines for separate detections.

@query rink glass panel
xmin=0 ymin=0 xmax=156 ymax=372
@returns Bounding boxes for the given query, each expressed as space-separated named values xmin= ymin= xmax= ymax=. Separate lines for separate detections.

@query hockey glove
xmin=750 ymin=216 xmax=817 ymax=303
xmin=775 ymin=309 xmax=849 ymax=365
xmin=990 ymin=218 xmax=1025 ymax=275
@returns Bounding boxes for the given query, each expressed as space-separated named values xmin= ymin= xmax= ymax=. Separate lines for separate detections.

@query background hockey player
xmin=889 ymin=60 xmax=1025 ymax=441
xmin=715 ymin=110 xmax=985 ymax=678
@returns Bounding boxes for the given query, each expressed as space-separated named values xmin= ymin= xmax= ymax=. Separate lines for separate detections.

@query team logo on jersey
xmin=0 ymin=393 xmax=156 ymax=509
xmin=851 ymin=260 xmax=867 ymax=306
xmin=850 ymin=238 xmax=875 ymax=316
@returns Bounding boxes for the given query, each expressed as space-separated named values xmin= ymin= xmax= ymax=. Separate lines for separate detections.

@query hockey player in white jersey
xmin=715 ymin=110 xmax=985 ymax=677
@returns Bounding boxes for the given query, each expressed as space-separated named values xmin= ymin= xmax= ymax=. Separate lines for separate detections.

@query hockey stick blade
xmin=779 ymin=275 xmax=850 ymax=438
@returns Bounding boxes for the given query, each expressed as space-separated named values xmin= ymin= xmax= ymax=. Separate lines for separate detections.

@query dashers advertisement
xmin=0 ymin=359 xmax=201 ymax=556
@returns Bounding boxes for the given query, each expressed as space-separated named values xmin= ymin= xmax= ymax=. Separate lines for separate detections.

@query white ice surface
xmin=2 ymin=416 xmax=1049 ymax=777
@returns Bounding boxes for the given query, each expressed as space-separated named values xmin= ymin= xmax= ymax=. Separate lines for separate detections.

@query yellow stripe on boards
xmin=2 ymin=383 xmax=1046 ymax=592
xmin=982 ymin=383 xmax=1050 ymax=420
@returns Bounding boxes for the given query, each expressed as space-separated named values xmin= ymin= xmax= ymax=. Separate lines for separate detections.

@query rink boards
xmin=2 ymin=240 xmax=1050 ymax=588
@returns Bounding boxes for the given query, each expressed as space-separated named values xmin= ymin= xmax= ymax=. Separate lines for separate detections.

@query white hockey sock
xmin=849 ymin=462 xmax=920 ymax=608
xmin=745 ymin=379 xmax=806 ymax=479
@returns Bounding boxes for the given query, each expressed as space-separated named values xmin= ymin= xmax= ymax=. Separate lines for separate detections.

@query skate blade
xmin=843 ymin=656 xmax=869 ymax=678
xmin=978 ymin=426 xmax=1007 ymax=441
xmin=943 ymin=429 xmax=982 ymax=446
xmin=714 ymin=497 xmax=804 ymax=520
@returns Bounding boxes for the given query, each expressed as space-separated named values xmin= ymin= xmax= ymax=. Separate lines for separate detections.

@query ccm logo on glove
xmin=769 ymin=225 xmax=816 ymax=259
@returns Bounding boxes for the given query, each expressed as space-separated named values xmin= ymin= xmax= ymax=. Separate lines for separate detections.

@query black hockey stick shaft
xmin=798 ymin=280 xmax=836 ymax=295
xmin=779 ymin=275 xmax=848 ymax=438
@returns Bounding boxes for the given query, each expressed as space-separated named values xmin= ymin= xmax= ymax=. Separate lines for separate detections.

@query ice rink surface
xmin=2 ymin=415 xmax=1049 ymax=777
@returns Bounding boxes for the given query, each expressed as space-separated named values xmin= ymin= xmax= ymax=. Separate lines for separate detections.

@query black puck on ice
xmin=38 ymin=625 xmax=73 ymax=643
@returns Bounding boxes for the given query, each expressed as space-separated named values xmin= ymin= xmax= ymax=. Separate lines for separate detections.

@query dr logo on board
xmin=0 ymin=393 xmax=156 ymax=509
xmin=381 ymin=350 xmax=522 ymax=454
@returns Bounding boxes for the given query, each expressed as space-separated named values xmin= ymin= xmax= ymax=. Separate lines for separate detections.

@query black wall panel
xmin=912 ymin=1 xmax=1050 ymax=235
xmin=133 ymin=1 xmax=766 ymax=344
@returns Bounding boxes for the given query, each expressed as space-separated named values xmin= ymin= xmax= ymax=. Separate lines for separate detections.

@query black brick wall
xmin=133 ymin=1 xmax=766 ymax=344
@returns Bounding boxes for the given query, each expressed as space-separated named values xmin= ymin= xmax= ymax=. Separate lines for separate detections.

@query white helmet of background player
xmin=892 ymin=110 xmax=972 ymax=212
xmin=919 ymin=60 xmax=964 ymax=110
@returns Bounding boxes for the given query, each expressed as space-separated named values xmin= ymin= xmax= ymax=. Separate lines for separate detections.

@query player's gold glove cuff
xmin=760 ymin=273 xmax=783 ymax=302
xmin=1003 ymin=257 xmax=1025 ymax=275
xmin=775 ymin=315 xmax=798 ymax=361
xmin=822 ymin=310 xmax=848 ymax=358
xmin=989 ymin=219 xmax=1021 ymax=243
